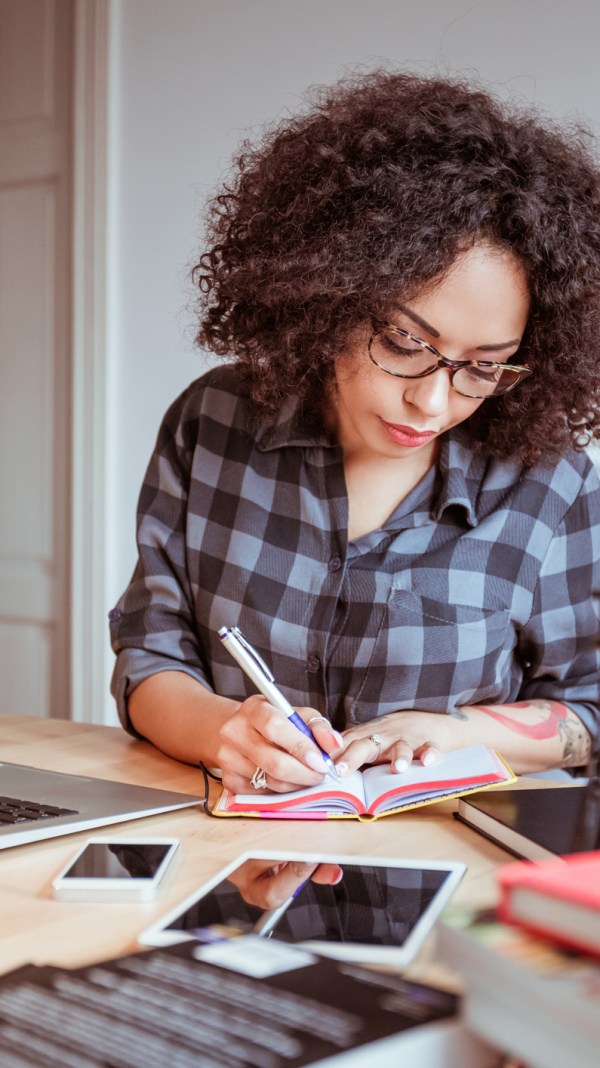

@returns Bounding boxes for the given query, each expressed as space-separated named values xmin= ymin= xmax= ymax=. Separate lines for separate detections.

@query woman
xmin=110 ymin=70 xmax=600 ymax=795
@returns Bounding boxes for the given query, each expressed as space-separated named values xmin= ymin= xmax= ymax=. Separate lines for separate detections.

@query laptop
xmin=0 ymin=760 xmax=202 ymax=849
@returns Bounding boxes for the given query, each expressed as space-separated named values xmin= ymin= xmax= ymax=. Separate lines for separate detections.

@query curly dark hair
xmin=194 ymin=69 xmax=600 ymax=464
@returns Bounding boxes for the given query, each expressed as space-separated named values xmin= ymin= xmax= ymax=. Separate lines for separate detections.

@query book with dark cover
xmin=454 ymin=785 xmax=594 ymax=860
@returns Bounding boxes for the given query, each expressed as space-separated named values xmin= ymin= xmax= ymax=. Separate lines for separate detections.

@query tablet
xmin=138 ymin=850 xmax=466 ymax=966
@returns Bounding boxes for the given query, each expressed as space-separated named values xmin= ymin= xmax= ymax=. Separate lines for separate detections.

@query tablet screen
xmin=139 ymin=851 xmax=465 ymax=966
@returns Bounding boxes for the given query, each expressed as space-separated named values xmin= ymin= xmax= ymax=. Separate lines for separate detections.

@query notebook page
xmin=224 ymin=769 xmax=366 ymax=812
xmin=361 ymin=744 xmax=507 ymax=812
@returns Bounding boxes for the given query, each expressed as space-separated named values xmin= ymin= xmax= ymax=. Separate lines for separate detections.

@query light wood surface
xmin=0 ymin=713 xmax=545 ymax=980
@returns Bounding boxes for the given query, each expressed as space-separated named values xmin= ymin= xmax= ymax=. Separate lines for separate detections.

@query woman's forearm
xmin=128 ymin=671 xmax=339 ymax=794
xmin=339 ymin=699 xmax=593 ymax=776
xmin=452 ymin=699 xmax=592 ymax=773
xmin=128 ymin=673 xmax=594 ymax=778
xmin=128 ymin=670 xmax=240 ymax=767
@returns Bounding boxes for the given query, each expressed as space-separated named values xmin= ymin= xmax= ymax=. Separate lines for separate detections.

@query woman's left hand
xmin=338 ymin=710 xmax=456 ymax=775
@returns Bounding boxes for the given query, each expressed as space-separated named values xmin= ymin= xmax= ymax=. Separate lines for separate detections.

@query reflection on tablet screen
xmin=165 ymin=858 xmax=450 ymax=948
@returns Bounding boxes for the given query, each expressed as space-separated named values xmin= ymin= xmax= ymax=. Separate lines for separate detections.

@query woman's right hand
xmin=216 ymin=695 xmax=344 ymax=794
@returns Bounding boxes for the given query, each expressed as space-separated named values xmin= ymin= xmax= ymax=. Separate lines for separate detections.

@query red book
xmin=497 ymin=851 xmax=600 ymax=959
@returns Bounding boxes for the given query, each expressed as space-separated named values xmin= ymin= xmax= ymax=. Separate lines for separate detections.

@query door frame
xmin=70 ymin=0 xmax=112 ymax=724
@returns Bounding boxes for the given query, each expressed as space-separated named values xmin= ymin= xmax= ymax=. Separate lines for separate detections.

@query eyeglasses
xmin=368 ymin=321 xmax=532 ymax=399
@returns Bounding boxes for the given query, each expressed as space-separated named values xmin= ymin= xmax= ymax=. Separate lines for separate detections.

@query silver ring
xmin=250 ymin=766 xmax=268 ymax=790
xmin=369 ymin=733 xmax=383 ymax=761
xmin=306 ymin=715 xmax=329 ymax=727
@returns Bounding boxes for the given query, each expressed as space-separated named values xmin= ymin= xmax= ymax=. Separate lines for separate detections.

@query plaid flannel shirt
xmin=110 ymin=365 xmax=600 ymax=751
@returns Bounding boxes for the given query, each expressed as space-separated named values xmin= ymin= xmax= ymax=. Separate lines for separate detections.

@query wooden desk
xmin=0 ymin=713 xmax=530 ymax=980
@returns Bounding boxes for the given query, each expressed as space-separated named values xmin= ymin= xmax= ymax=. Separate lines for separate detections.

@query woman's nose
xmin=403 ymin=367 xmax=452 ymax=415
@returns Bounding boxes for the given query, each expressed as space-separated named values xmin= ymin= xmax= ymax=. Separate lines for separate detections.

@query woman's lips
xmin=380 ymin=419 xmax=438 ymax=447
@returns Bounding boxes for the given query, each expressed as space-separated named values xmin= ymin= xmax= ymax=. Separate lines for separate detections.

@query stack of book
xmin=497 ymin=850 xmax=600 ymax=958
xmin=437 ymin=851 xmax=600 ymax=1068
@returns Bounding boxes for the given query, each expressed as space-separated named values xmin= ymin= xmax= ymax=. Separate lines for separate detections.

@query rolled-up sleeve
xmin=519 ymin=463 xmax=600 ymax=753
xmin=109 ymin=388 xmax=213 ymax=735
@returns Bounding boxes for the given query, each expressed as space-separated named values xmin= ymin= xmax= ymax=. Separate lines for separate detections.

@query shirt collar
xmin=254 ymin=396 xmax=335 ymax=450
xmin=433 ymin=427 xmax=489 ymax=528
xmin=255 ymin=399 xmax=485 ymax=528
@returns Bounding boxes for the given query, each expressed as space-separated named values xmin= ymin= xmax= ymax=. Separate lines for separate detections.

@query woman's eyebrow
xmin=395 ymin=304 xmax=440 ymax=337
xmin=476 ymin=340 xmax=521 ymax=352
xmin=396 ymin=304 xmax=520 ymax=351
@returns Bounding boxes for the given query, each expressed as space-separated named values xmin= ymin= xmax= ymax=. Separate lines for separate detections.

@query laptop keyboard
xmin=0 ymin=795 xmax=78 ymax=824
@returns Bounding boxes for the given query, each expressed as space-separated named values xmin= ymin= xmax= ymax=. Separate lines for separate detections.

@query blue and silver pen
xmin=253 ymin=879 xmax=309 ymax=937
xmin=218 ymin=625 xmax=341 ymax=783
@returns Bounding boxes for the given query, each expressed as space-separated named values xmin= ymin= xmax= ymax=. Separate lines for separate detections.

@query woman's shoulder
xmin=449 ymin=429 xmax=600 ymax=532
xmin=161 ymin=363 xmax=251 ymax=430
xmin=519 ymin=445 xmax=599 ymax=497
xmin=148 ymin=363 xmax=257 ymax=465
xmin=448 ymin=428 xmax=598 ymax=504
xmin=490 ymin=443 xmax=600 ymax=526
xmin=171 ymin=362 xmax=245 ymax=409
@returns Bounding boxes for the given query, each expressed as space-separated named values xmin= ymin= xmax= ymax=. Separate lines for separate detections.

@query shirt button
xmin=328 ymin=555 xmax=342 ymax=572
xmin=306 ymin=655 xmax=321 ymax=673
xmin=108 ymin=607 xmax=121 ymax=622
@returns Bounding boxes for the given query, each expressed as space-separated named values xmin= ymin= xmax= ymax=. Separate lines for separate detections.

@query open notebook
xmin=0 ymin=761 xmax=201 ymax=848
xmin=214 ymin=744 xmax=515 ymax=820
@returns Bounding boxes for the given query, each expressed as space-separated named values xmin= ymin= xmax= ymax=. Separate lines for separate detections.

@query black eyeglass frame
xmin=368 ymin=321 xmax=533 ymax=398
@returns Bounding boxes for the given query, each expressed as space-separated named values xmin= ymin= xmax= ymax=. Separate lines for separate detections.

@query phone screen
xmin=63 ymin=841 xmax=174 ymax=881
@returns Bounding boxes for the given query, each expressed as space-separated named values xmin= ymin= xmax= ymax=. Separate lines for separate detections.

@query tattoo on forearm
xmin=557 ymin=715 xmax=592 ymax=767
xmin=469 ymin=700 xmax=591 ymax=766
xmin=470 ymin=700 xmax=566 ymax=739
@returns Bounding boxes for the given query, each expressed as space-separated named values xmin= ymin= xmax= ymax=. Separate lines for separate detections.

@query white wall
xmin=104 ymin=0 xmax=600 ymax=722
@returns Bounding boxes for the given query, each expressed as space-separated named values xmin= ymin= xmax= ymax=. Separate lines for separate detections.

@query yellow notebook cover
xmin=213 ymin=744 xmax=516 ymax=821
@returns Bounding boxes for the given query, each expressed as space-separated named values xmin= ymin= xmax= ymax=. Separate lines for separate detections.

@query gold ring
xmin=369 ymin=733 xmax=383 ymax=761
xmin=250 ymin=767 xmax=268 ymax=790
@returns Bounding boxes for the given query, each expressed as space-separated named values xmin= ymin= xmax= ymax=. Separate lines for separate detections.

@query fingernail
xmin=394 ymin=758 xmax=409 ymax=773
xmin=422 ymin=750 xmax=437 ymax=766
xmin=331 ymin=730 xmax=344 ymax=748
xmin=305 ymin=750 xmax=327 ymax=772
xmin=336 ymin=762 xmax=349 ymax=776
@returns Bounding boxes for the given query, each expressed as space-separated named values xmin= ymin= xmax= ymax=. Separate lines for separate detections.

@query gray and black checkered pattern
xmin=166 ymin=861 xmax=448 ymax=948
xmin=110 ymin=366 xmax=600 ymax=750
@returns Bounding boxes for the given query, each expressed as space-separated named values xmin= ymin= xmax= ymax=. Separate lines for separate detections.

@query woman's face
xmin=329 ymin=243 xmax=530 ymax=465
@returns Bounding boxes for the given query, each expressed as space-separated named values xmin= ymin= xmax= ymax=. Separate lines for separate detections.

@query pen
xmin=218 ymin=625 xmax=341 ymax=782
xmin=253 ymin=879 xmax=308 ymax=938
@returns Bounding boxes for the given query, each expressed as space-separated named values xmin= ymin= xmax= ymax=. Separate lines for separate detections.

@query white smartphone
xmin=51 ymin=836 xmax=180 ymax=902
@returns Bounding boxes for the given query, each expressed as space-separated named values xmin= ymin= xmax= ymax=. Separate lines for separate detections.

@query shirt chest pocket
xmin=349 ymin=590 xmax=515 ymax=721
